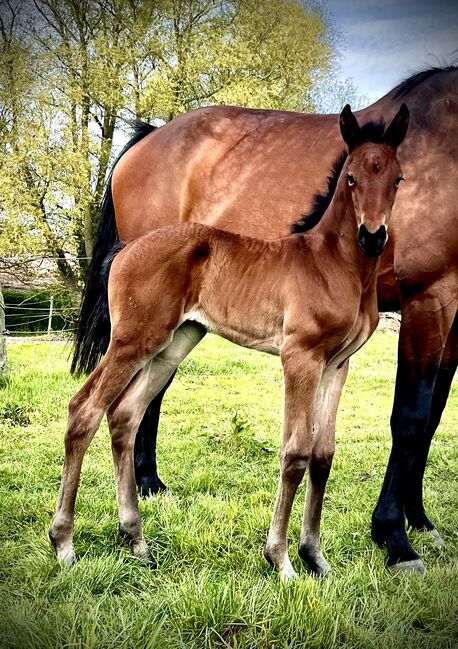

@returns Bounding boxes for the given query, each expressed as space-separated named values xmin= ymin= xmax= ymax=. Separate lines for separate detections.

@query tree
xmin=0 ymin=0 xmax=337 ymax=291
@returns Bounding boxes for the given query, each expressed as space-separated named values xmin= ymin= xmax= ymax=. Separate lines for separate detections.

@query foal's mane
xmin=291 ymin=121 xmax=385 ymax=234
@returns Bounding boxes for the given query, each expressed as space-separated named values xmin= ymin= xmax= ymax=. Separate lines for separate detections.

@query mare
xmin=73 ymin=66 xmax=458 ymax=573
xmin=51 ymin=106 xmax=408 ymax=578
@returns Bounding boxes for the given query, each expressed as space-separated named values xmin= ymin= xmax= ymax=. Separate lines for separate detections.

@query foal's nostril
xmin=358 ymin=224 xmax=387 ymax=258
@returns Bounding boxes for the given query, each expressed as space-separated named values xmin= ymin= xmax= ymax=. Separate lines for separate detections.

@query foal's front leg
xmin=264 ymin=348 xmax=322 ymax=580
xmin=299 ymin=360 xmax=349 ymax=576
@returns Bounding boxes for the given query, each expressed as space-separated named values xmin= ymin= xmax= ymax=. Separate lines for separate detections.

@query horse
xmin=51 ymin=105 xmax=409 ymax=578
xmin=72 ymin=65 xmax=458 ymax=573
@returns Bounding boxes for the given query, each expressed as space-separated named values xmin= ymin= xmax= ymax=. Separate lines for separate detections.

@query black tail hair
xmin=71 ymin=122 xmax=156 ymax=375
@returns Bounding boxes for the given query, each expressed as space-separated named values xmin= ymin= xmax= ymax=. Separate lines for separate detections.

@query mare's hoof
xmin=389 ymin=558 xmax=426 ymax=574
xmin=138 ymin=476 xmax=168 ymax=498
xmin=429 ymin=528 xmax=445 ymax=547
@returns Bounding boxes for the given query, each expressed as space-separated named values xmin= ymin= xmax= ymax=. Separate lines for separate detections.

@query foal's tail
xmin=71 ymin=122 xmax=156 ymax=376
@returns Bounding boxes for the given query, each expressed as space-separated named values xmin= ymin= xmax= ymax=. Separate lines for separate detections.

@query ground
xmin=0 ymin=331 xmax=456 ymax=649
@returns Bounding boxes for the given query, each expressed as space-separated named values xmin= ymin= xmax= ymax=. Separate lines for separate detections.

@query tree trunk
xmin=0 ymin=284 xmax=8 ymax=385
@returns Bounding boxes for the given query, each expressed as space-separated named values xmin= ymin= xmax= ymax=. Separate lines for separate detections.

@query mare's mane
xmin=291 ymin=121 xmax=384 ymax=234
xmin=393 ymin=64 xmax=457 ymax=99
xmin=292 ymin=64 xmax=456 ymax=234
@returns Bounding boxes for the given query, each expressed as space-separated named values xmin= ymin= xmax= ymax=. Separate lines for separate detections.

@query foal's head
xmin=339 ymin=104 xmax=409 ymax=258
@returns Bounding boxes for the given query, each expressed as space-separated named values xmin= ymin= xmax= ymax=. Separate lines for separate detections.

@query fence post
xmin=0 ymin=283 xmax=8 ymax=385
xmin=47 ymin=295 xmax=54 ymax=335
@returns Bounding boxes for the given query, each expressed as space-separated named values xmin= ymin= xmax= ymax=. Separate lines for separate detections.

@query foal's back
xmin=109 ymin=223 xmax=362 ymax=355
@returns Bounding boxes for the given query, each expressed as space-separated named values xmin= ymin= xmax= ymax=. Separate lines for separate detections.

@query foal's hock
xmin=50 ymin=105 xmax=409 ymax=578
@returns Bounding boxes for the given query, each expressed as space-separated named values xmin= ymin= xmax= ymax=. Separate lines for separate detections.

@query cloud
xmin=327 ymin=0 xmax=458 ymax=103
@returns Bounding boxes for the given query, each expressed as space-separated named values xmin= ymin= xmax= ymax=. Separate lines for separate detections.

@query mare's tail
xmin=71 ymin=122 xmax=156 ymax=376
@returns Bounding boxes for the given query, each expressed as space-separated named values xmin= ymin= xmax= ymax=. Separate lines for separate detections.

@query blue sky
xmin=327 ymin=0 xmax=458 ymax=103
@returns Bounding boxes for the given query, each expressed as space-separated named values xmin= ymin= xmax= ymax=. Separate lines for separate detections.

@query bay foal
xmin=50 ymin=105 xmax=409 ymax=578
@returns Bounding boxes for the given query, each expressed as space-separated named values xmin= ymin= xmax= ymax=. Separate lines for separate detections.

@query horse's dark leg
xmin=405 ymin=324 xmax=457 ymax=535
xmin=371 ymin=287 xmax=456 ymax=572
xmin=134 ymin=371 xmax=177 ymax=497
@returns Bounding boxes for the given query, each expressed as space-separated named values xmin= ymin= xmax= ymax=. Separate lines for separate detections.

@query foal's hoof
xmin=279 ymin=563 xmax=299 ymax=582
xmin=388 ymin=558 xmax=426 ymax=575
xmin=298 ymin=544 xmax=331 ymax=578
xmin=58 ymin=546 xmax=77 ymax=567
xmin=49 ymin=529 xmax=76 ymax=566
xmin=132 ymin=539 xmax=151 ymax=560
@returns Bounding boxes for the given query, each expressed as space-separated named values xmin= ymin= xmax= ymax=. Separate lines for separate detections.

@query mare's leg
xmin=264 ymin=347 xmax=322 ymax=580
xmin=135 ymin=323 xmax=206 ymax=497
xmin=405 ymin=319 xmax=457 ymax=537
xmin=134 ymin=373 xmax=176 ymax=497
xmin=371 ymin=284 xmax=456 ymax=572
xmin=108 ymin=323 xmax=206 ymax=555
xmin=299 ymin=360 xmax=349 ymax=576
xmin=49 ymin=341 xmax=152 ymax=565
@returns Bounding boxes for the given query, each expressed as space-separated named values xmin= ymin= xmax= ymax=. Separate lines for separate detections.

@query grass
xmin=0 ymin=332 xmax=457 ymax=649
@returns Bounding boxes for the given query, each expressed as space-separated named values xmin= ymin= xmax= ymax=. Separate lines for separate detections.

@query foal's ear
xmin=383 ymin=103 xmax=409 ymax=150
xmin=339 ymin=104 xmax=361 ymax=151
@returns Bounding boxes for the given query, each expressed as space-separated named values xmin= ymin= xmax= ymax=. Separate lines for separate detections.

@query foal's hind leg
xmin=299 ymin=360 xmax=349 ymax=576
xmin=50 ymin=342 xmax=151 ymax=565
xmin=107 ymin=323 xmax=206 ymax=557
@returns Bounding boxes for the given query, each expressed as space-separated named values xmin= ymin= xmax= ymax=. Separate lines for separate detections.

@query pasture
xmin=0 ymin=331 xmax=457 ymax=649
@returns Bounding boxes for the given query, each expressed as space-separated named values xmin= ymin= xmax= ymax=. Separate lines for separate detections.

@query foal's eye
xmin=395 ymin=176 xmax=404 ymax=187
xmin=346 ymin=174 xmax=355 ymax=187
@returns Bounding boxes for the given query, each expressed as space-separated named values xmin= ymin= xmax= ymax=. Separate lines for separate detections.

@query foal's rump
xmin=107 ymin=224 xmax=213 ymax=335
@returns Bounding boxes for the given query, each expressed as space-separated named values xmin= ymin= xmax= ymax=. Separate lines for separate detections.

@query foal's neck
xmin=313 ymin=179 xmax=378 ymax=277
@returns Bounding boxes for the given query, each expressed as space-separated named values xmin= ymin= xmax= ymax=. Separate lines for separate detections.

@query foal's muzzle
xmin=358 ymin=224 xmax=387 ymax=258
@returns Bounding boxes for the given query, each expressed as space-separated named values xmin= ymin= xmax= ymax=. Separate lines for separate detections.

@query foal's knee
xmin=281 ymin=448 xmax=309 ymax=483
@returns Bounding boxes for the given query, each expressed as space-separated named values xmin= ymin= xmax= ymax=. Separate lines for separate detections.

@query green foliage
xmin=0 ymin=0 xmax=339 ymax=290
xmin=0 ymin=332 xmax=457 ymax=648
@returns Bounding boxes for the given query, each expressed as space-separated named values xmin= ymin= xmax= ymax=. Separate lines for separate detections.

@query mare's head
xmin=339 ymin=103 xmax=409 ymax=258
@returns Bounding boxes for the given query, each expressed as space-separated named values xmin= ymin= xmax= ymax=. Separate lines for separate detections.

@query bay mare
xmin=51 ymin=107 xmax=408 ymax=578
xmin=73 ymin=66 xmax=458 ymax=572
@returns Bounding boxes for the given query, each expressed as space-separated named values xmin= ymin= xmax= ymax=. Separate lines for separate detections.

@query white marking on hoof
xmin=132 ymin=539 xmax=150 ymax=559
xmin=430 ymin=528 xmax=445 ymax=547
xmin=57 ymin=544 xmax=76 ymax=566
xmin=280 ymin=563 xmax=299 ymax=582
xmin=312 ymin=560 xmax=332 ymax=579
xmin=389 ymin=559 xmax=426 ymax=574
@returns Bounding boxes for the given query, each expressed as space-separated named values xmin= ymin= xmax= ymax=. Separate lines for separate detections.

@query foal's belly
xmin=184 ymin=309 xmax=283 ymax=355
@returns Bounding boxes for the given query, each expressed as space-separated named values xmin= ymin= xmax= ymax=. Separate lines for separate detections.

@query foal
xmin=50 ymin=104 xmax=409 ymax=579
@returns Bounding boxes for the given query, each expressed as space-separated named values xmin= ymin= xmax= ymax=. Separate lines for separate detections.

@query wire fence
xmin=0 ymin=293 xmax=78 ymax=336
xmin=0 ymin=254 xmax=91 ymax=337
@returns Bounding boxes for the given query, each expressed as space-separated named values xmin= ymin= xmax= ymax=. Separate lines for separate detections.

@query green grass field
xmin=0 ymin=332 xmax=457 ymax=649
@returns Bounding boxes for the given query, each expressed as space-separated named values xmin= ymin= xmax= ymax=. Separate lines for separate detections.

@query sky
xmin=327 ymin=0 xmax=458 ymax=103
